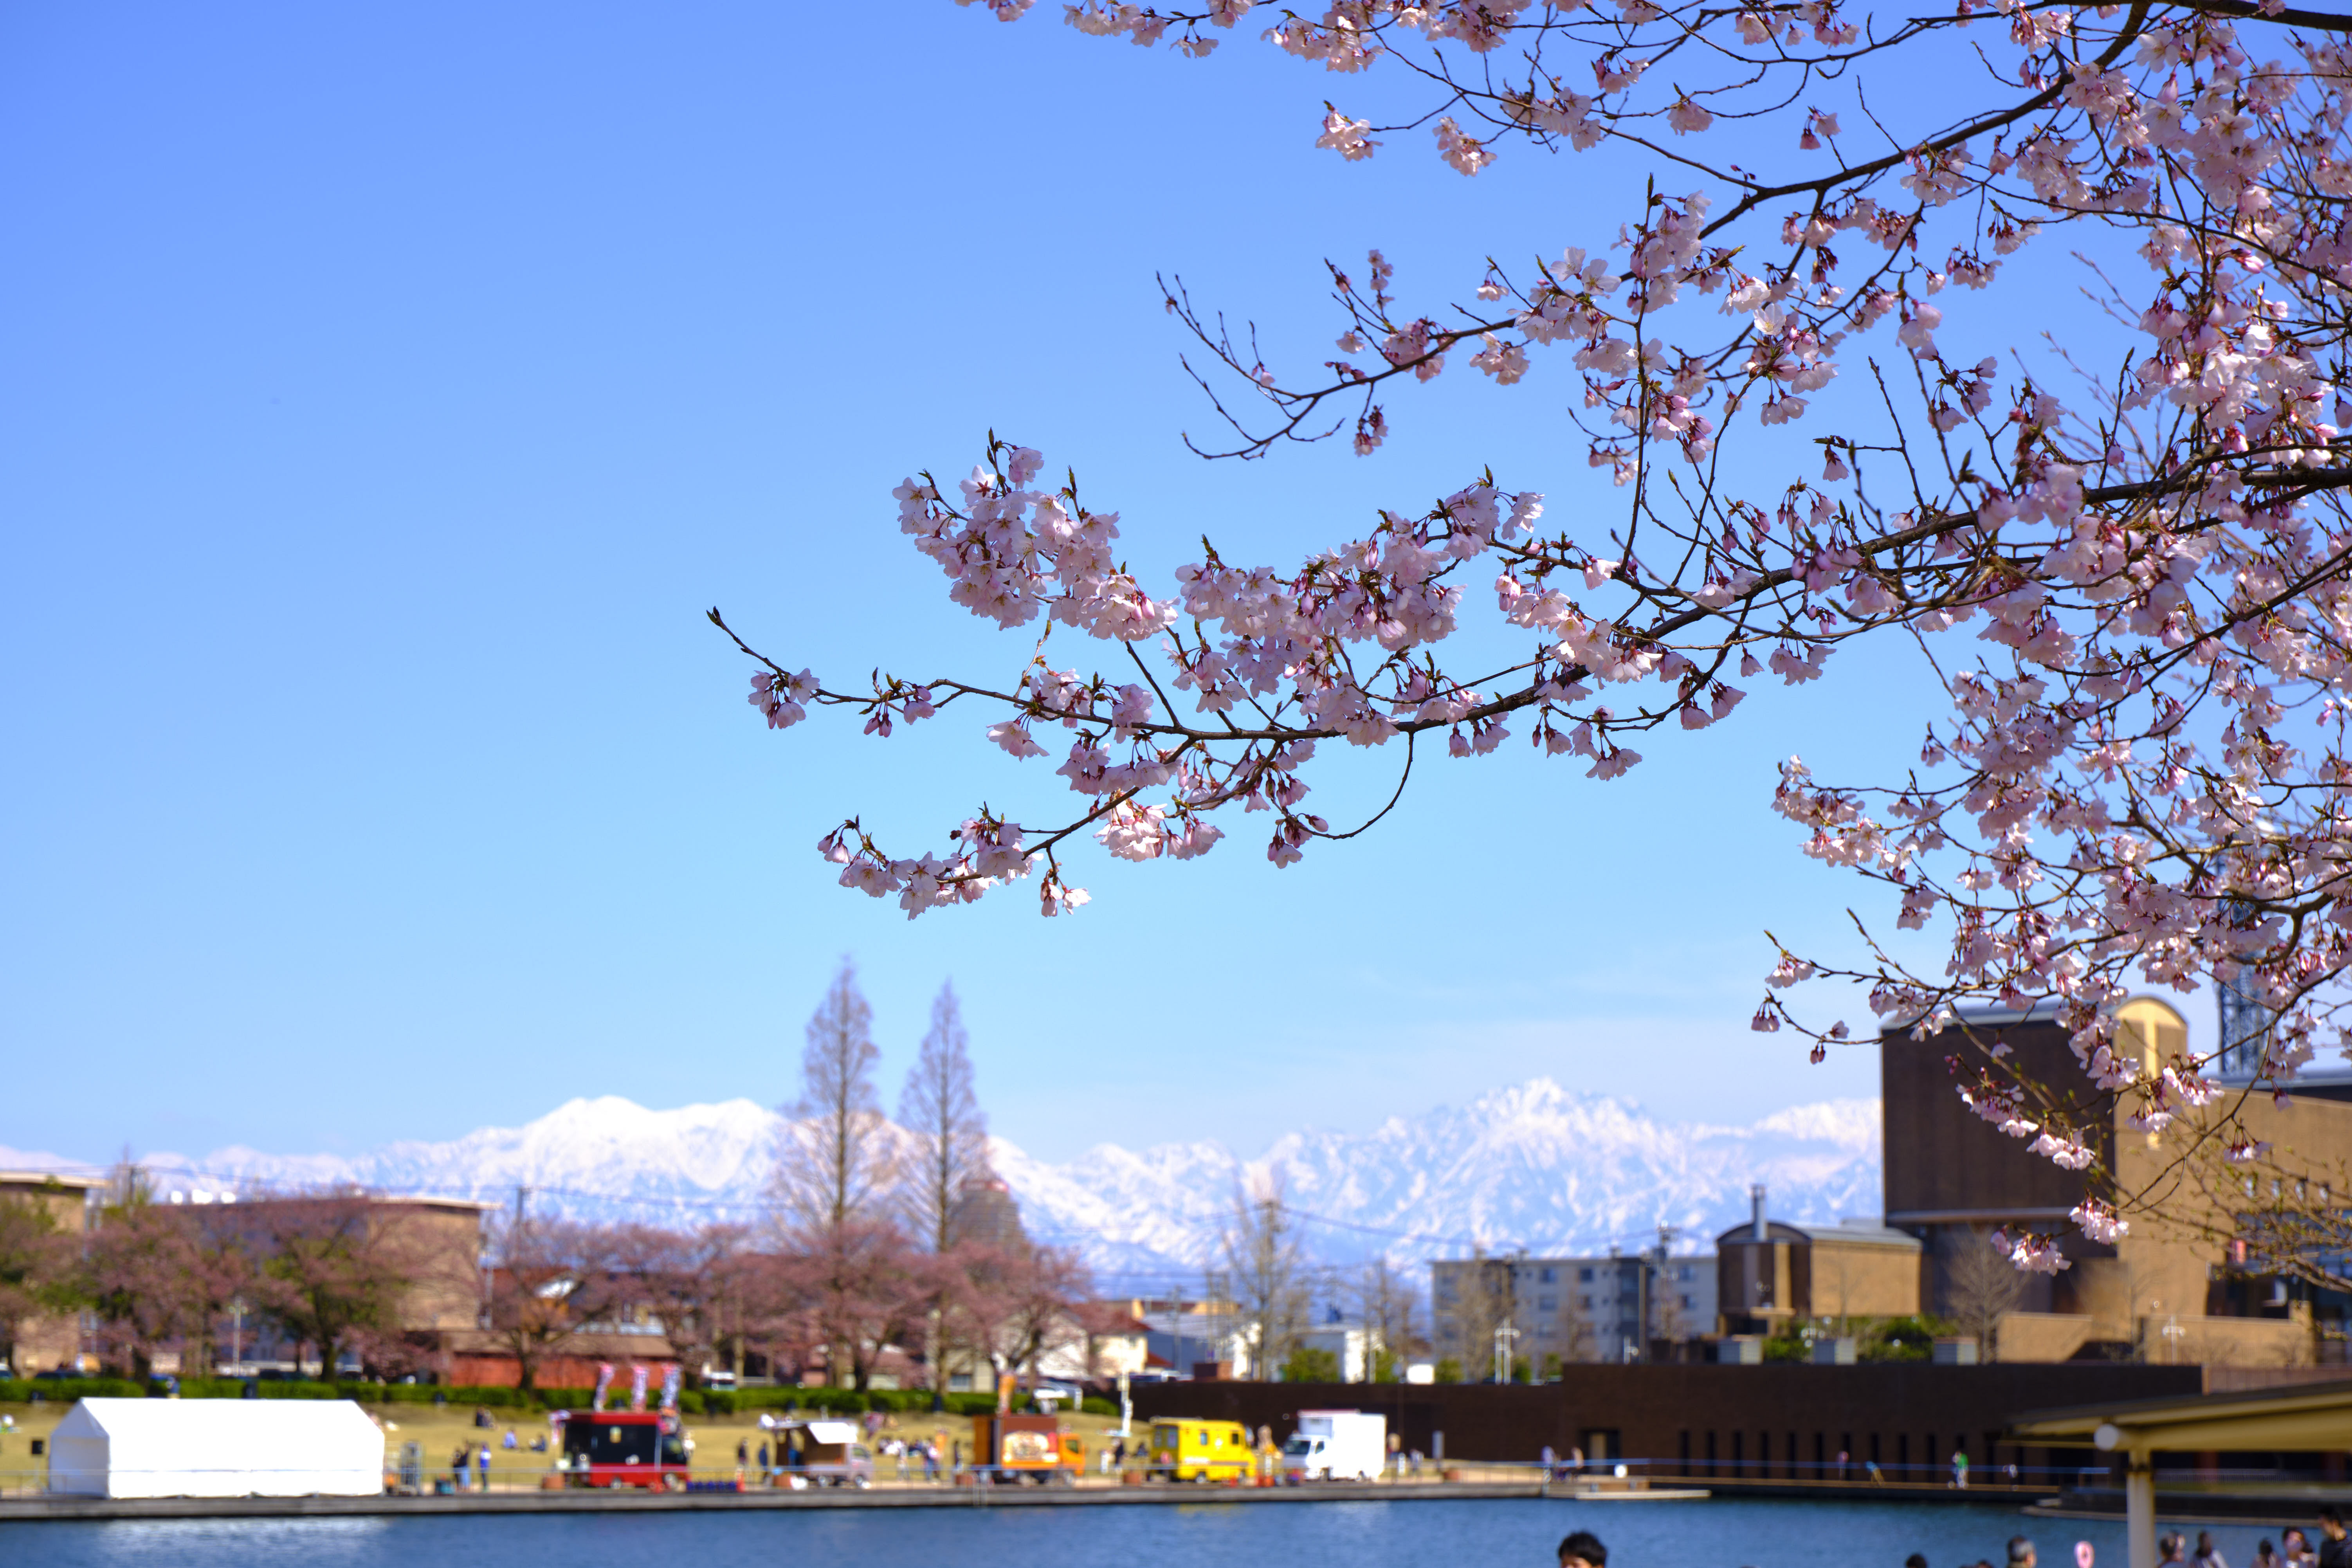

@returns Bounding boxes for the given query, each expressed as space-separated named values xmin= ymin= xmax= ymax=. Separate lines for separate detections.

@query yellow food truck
xmin=1148 ymin=1418 xmax=1254 ymax=1482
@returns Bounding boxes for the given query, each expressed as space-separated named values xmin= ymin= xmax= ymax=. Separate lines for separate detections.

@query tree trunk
xmin=927 ymin=1311 xmax=944 ymax=1412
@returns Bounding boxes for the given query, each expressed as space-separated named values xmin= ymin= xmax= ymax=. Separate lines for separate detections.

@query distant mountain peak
xmin=101 ymin=1078 xmax=1878 ymax=1280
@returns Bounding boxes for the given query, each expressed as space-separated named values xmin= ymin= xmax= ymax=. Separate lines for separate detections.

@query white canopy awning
xmin=49 ymin=1397 xmax=385 ymax=1499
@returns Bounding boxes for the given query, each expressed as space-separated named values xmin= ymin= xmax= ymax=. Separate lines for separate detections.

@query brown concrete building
xmin=946 ymin=1177 xmax=1028 ymax=1253
xmin=1883 ymin=994 xmax=2350 ymax=1365
xmin=1716 ymin=1189 xmax=1923 ymax=1335
xmin=372 ymin=1195 xmax=493 ymax=1340
xmin=0 ymin=1171 xmax=101 ymax=1374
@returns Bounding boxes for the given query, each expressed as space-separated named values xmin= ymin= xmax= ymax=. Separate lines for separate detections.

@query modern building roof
xmin=1713 ymin=1216 xmax=1921 ymax=1251
xmin=2011 ymin=1381 xmax=2352 ymax=1566
xmin=2013 ymin=1377 xmax=2352 ymax=1451
xmin=0 ymin=1171 xmax=106 ymax=1190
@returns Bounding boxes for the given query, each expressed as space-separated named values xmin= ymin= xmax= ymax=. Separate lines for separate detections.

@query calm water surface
xmin=0 ymin=1498 xmax=2306 ymax=1568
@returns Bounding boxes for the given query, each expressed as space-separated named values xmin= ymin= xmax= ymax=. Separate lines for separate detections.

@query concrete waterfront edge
xmin=0 ymin=1481 xmax=1561 ymax=1521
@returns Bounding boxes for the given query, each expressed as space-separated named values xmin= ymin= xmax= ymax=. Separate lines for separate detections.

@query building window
xmin=1537 ymin=1296 xmax=1557 ymax=1312
xmin=1578 ymin=1268 xmax=1594 ymax=1283
xmin=1579 ymin=1295 xmax=1593 ymax=1309
xmin=1541 ymin=1267 xmax=1557 ymax=1283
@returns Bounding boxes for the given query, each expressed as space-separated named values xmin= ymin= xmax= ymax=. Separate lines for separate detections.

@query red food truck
xmin=972 ymin=1413 xmax=1083 ymax=1485
xmin=553 ymin=1409 xmax=692 ymax=1490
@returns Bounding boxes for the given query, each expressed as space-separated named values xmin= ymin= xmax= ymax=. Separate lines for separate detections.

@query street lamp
xmin=1492 ymin=1320 xmax=1520 ymax=1384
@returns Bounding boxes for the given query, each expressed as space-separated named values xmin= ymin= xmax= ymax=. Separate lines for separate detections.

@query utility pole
xmin=1172 ymin=1281 xmax=1187 ymax=1382
xmin=1650 ymin=1222 xmax=1678 ymax=1361
xmin=1634 ymin=1249 xmax=1649 ymax=1364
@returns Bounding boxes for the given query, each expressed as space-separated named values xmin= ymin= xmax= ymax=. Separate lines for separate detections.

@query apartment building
xmin=1431 ymin=1247 xmax=1716 ymax=1371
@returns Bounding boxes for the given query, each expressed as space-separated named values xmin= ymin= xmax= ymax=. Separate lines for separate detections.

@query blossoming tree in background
xmin=714 ymin=0 xmax=2352 ymax=1271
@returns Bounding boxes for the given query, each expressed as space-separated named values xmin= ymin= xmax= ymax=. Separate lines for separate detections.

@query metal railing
xmin=0 ymin=1453 xmax=2245 ymax=1500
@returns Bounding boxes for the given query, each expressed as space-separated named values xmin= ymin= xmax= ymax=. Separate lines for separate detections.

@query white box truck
xmin=1280 ymin=1409 xmax=1386 ymax=1481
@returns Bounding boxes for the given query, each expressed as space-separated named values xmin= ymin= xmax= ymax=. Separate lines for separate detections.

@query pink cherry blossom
xmin=708 ymin=0 xmax=2352 ymax=1277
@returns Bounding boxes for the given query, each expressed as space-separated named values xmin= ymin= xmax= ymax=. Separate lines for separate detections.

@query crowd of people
xmin=1889 ymin=1510 xmax=2352 ymax=1568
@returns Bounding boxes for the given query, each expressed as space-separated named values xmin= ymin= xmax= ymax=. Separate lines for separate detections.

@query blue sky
xmin=2 ymin=4 xmax=2154 ymax=1167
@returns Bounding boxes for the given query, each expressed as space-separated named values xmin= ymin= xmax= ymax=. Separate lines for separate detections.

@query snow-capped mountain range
xmin=2 ymin=1080 xmax=1883 ymax=1282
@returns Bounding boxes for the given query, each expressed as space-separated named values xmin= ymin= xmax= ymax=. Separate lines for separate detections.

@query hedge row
xmin=0 ymin=1378 xmax=1117 ymax=1420
xmin=0 ymin=1378 xmax=145 ymax=1402
xmin=699 ymin=1388 xmax=1003 ymax=1416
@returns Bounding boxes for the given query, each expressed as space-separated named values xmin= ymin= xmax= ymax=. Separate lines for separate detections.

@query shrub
xmin=1431 ymin=1358 xmax=1462 ymax=1385
xmin=1860 ymin=1315 xmax=1949 ymax=1363
xmin=1281 ymin=1347 xmax=1343 ymax=1383
xmin=0 ymin=1377 xmax=143 ymax=1402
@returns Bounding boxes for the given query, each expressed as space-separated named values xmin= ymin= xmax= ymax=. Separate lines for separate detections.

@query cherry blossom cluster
xmin=720 ymin=0 xmax=2352 ymax=1271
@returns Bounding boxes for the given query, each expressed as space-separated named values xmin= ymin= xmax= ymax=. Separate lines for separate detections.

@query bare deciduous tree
xmin=898 ymin=982 xmax=993 ymax=1406
xmin=1350 ymin=1257 xmax=1422 ymax=1382
xmin=481 ymin=1214 xmax=627 ymax=1393
xmin=782 ymin=1217 xmax=916 ymax=1391
xmin=775 ymin=958 xmax=897 ymax=1235
xmin=1942 ymin=1226 xmax=2028 ymax=1361
xmin=1221 ymin=1172 xmax=1307 ymax=1381
xmin=1446 ymin=1251 xmax=1519 ymax=1376
xmin=900 ymin=981 xmax=989 ymax=1254
xmin=771 ymin=959 xmax=915 ymax=1390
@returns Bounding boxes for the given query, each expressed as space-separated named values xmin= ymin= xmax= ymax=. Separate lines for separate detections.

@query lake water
xmin=0 ymin=1498 xmax=2315 ymax=1568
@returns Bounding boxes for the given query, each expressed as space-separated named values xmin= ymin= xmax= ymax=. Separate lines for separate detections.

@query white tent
xmin=49 ymin=1398 xmax=385 ymax=1499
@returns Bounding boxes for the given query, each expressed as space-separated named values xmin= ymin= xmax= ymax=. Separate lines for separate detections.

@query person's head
xmin=1906 ymin=1555 xmax=1928 ymax=1568
xmin=2287 ymin=1530 xmax=2310 ymax=1551
xmin=2010 ymin=1536 xmax=2038 ymax=1568
xmin=1559 ymin=1531 xmax=1609 ymax=1568
xmin=2199 ymin=1535 xmax=2216 ymax=1554
xmin=2324 ymin=1510 xmax=2347 ymax=1543
xmin=2261 ymin=1542 xmax=2276 ymax=1561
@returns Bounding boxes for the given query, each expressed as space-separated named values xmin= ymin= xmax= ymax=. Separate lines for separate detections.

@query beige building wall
xmin=1995 ymin=1310 xmax=2096 ymax=1364
xmin=378 ymin=1198 xmax=490 ymax=1333
xmin=1806 ymin=1236 xmax=1922 ymax=1319
xmin=0 ymin=1173 xmax=99 ymax=1374
xmin=1983 ymin=997 xmax=2346 ymax=1365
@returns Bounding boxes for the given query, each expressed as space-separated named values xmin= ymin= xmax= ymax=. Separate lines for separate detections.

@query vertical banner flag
xmin=591 ymin=1363 xmax=615 ymax=1413
xmin=629 ymin=1363 xmax=650 ymax=1412
xmin=660 ymin=1365 xmax=682 ymax=1411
